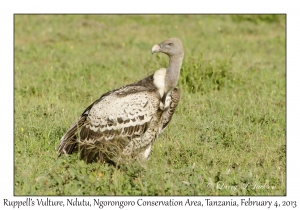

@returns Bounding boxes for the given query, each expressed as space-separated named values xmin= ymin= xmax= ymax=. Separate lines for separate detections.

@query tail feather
xmin=57 ymin=115 xmax=87 ymax=155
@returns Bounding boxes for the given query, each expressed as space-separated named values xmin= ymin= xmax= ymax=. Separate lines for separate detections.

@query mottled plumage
xmin=57 ymin=38 xmax=184 ymax=164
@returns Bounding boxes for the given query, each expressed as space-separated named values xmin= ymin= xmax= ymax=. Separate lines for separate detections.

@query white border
xmin=1 ymin=1 xmax=299 ymax=209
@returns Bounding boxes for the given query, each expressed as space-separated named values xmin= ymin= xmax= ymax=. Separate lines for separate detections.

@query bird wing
xmin=159 ymin=88 xmax=180 ymax=134
xmin=57 ymin=85 xmax=161 ymax=156
xmin=82 ymin=85 xmax=160 ymax=141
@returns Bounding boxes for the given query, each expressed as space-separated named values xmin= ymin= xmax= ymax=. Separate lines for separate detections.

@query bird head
xmin=151 ymin=38 xmax=184 ymax=57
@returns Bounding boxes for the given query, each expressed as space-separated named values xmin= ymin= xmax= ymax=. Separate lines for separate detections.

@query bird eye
xmin=168 ymin=43 xmax=173 ymax=46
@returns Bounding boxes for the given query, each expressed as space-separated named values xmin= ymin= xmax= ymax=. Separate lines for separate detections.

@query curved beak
xmin=151 ymin=44 xmax=161 ymax=54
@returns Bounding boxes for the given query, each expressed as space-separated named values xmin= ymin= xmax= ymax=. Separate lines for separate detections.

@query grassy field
xmin=14 ymin=15 xmax=286 ymax=195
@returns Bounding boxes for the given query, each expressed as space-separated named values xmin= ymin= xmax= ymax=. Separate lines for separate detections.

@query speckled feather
xmin=57 ymin=76 xmax=178 ymax=163
xmin=57 ymin=38 xmax=184 ymax=164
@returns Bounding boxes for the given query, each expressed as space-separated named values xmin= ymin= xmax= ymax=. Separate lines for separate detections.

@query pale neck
xmin=165 ymin=53 xmax=184 ymax=94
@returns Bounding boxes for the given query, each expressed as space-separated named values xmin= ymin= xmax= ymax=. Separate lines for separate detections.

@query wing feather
xmin=57 ymin=85 xmax=160 ymax=162
xmin=160 ymin=88 xmax=180 ymax=133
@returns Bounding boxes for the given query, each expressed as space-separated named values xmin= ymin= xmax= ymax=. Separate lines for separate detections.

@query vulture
xmin=57 ymin=38 xmax=184 ymax=164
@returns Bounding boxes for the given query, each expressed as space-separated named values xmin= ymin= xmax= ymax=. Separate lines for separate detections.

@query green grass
xmin=14 ymin=14 xmax=286 ymax=195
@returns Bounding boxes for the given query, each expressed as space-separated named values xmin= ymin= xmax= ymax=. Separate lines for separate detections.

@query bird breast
xmin=153 ymin=68 xmax=167 ymax=98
